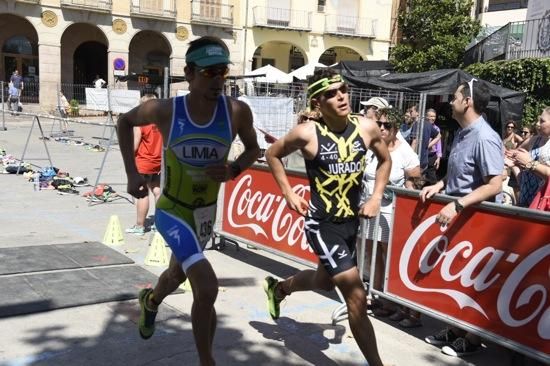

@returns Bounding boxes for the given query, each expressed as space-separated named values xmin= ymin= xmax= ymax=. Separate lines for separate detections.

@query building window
xmin=487 ymin=0 xmax=529 ymax=12
xmin=2 ymin=36 xmax=34 ymax=55
xmin=318 ymin=0 xmax=326 ymax=12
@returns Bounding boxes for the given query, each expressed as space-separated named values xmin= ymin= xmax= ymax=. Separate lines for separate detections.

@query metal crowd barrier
xmin=215 ymin=164 xmax=550 ymax=364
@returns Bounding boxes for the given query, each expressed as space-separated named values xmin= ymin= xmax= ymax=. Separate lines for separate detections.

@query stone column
xmin=38 ymin=42 xmax=61 ymax=112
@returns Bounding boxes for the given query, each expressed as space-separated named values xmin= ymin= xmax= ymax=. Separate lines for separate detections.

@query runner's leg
xmin=278 ymin=262 xmax=334 ymax=299
xmin=187 ymin=259 xmax=218 ymax=366
xmin=332 ymin=266 xmax=383 ymax=366
xmin=148 ymin=254 xmax=187 ymax=310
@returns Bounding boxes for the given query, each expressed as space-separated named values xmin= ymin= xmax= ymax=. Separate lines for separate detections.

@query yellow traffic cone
xmin=103 ymin=215 xmax=124 ymax=246
xmin=145 ymin=232 xmax=169 ymax=266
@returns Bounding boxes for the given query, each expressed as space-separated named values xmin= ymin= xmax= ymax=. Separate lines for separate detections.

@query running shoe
xmin=263 ymin=276 xmax=282 ymax=320
xmin=425 ymin=327 xmax=458 ymax=346
xmin=441 ymin=337 xmax=481 ymax=357
xmin=126 ymin=225 xmax=145 ymax=236
xmin=138 ymin=288 xmax=157 ymax=340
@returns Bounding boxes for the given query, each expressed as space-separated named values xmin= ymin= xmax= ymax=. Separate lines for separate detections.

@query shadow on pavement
xmin=250 ymin=317 xmax=347 ymax=366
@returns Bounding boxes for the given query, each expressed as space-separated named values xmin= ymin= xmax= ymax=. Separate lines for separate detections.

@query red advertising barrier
xmin=221 ymin=167 xmax=316 ymax=265
xmin=386 ymin=192 xmax=550 ymax=358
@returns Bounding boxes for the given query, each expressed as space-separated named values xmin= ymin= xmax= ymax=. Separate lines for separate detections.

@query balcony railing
xmin=16 ymin=0 xmax=41 ymax=4
xmin=252 ymin=7 xmax=312 ymax=32
xmin=60 ymin=0 xmax=112 ymax=12
xmin=324 ymin=14 xmax=377 ymax=38
xmin=463 ymin=17 xmax=550 ymax=65
xmin=191 ymin=0 xmax=233 ymax=27
xmin=131 ymin=0 xmax=176 ymax=20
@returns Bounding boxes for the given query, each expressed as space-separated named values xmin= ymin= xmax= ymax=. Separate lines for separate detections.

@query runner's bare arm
xmin=266 ymin=123 xmax=313 ymax=215
xmin=117 ymin=99 xmax=171 ymax=198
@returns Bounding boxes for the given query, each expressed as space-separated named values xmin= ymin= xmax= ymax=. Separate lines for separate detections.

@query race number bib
xmin=193 ymin=204 xmax=216 ymax=246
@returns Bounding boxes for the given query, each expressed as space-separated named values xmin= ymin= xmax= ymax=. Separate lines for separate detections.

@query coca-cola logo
xmin=227 ymin=174 xmax=312 ymax=252
xmin=400 ymin=215 xmax=550 ymax=340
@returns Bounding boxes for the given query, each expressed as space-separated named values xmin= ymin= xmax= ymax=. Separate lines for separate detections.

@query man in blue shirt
xmin=409 ymin=107 xmax=441 ymax=181
xmin=420 ymin=79 xmax=503 ymax=357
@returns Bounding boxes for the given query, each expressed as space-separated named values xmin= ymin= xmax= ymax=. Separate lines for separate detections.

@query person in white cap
xmin=360 ymin=96 xmax=391 ymax=119
xmin=361 ymin=97 xmax=411 ymax=144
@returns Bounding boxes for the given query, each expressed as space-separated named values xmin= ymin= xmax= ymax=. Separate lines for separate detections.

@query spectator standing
xmin=400 ymin=110 xmax=413 ymax=142
xmin=506 ymin=107 xmax=550 ymax=207
xmin=360 ymin=109 xmax=420 ymax=324
xmin=125 ymin=94 xmax=163 ymax=236
xmin=420 ymin=79 xmax=503 ymax=357
xmin=359 ymin=97 xmax=390 ymax=119
xmin=519 ymin=125 xmax=536 ymax=141
xmin=502 ymin=120 xmax=523 ymax=150
xmin=424 ymin=108 xmax=442 ymax=185
xmin=409 ymin=106 xmax=441 ymax=185
xmin=404 ymin=105 xmax=420 ymax=145
xmin=10 ymin=70 xmax=23 ymax=97
xmin=8 ymin=82 xmax=20 ymax=115
xmin=58 ymin=90 xmax=70 ymax=118
xmin=93 ymin=75 xmax=106 ymax=88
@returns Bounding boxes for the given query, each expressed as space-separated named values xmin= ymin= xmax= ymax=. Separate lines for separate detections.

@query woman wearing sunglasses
xmin=264 ymin=68 xmax=391 ymax=366
xmin=360 ymin=109 xmax=421 ymax=326
xmin=519 ymin=125 xmax=536 ymax=141
xmin=506 ymin=107 xmax=550 ymax=208
xmin=502 ymin=120 xmax=524 ymax=150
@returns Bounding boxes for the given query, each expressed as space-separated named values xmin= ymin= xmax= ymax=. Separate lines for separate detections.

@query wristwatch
xmin=454 ymin=200 xmax=464 ymax=213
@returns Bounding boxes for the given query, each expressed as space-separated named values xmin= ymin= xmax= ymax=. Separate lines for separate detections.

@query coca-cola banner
xmin=222 ymin=167 xmax=317 ymax=265
xmin=386 ymin=193 xmax=550 ymax=356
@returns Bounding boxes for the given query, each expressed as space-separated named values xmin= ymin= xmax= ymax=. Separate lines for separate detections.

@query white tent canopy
xmin=245 ymin=64 xmax=293 ymax=83
xmin=288 ymin=62 xmax=327 ymax=80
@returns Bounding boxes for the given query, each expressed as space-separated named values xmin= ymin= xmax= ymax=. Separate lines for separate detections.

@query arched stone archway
xmin=73 ymin=41 xmax=108 ymax=86
xmin=0 ymin=14 xmax=39 ymax=101
xmin=128 ymin=30 xmax=171 ymax=93
xmin=319 ymin=46 xmax=362 ymax=66
xmin=252 ymin=41 xmax=308 ymax=73
xmin=61 ymin=23 xmax=108 ymax=87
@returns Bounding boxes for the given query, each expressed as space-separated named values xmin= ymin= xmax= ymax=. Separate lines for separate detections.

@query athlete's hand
xmin=205 ymin=163 xmax=232 ymax=182
xmin=284 ymin=191 xmax=309 ymax=216
xmin=359 ymin=198 xmax=381 ymax=219
xmin=127 ymin=172 xmax=148 ymax=199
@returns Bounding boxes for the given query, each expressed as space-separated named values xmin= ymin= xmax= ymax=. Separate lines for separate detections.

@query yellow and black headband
xmin=307 ymin=74 xmax=343 ymax=101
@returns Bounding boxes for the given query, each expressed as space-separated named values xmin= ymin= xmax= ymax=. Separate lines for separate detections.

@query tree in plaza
xmin=390 ymin=0 xmax=481 ymax=73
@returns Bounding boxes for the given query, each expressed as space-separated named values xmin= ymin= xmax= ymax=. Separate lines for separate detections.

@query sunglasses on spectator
xmin=199 ymin=66 xmax=229 ymax=79
xmin=323 ymin=84 xmax=348 ymax=99
xmin=376 ymin=121 xmax=393 ymax=129
xmin=521 ymin=130 xmax=530 ymax=135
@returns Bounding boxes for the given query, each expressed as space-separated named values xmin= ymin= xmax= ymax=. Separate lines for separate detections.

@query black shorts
xmin=305 ymin=217 xmax=359 ymax=276
xmin=141 ymin=173 xmax=160 ymax=184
